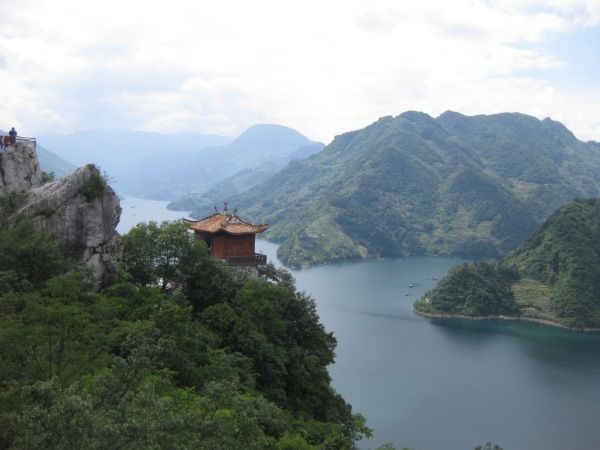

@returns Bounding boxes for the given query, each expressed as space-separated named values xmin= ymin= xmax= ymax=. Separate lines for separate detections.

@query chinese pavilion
xmin=183 ymin=205 xmax=268 ymax=267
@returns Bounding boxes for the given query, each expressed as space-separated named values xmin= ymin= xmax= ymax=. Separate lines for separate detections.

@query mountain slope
xmin=37 ymin=144 xmax=76 ymax=177
xmin=232 ymin=111 xmax=600 ymax=268
xmin=167 ymin=141 xmax=324 ymax=213
xmin=415 ymin=199 xmax=600 ymax=329
xmin=167 ymin=162 xmax=283 ymax=212
xmin=134 ymin=124 xmax=322 ymax=200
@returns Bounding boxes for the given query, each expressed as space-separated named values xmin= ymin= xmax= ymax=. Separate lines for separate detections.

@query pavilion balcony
xmin=223 ymin=253 xmax=267 ymax=266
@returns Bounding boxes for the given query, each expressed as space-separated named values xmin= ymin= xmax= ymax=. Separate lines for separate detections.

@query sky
xmin=1 ymin=0 xmax=599 ymax=144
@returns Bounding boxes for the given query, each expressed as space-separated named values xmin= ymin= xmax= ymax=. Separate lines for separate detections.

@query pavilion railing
xmin=224 ymin=253 xmax=267 ymax=266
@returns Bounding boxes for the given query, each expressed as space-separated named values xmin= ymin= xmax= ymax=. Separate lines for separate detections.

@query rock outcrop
xmin=0 ymin=141 xmax=43 ymax=193
xmin=1 ymin=141 xmax=122 ymax=287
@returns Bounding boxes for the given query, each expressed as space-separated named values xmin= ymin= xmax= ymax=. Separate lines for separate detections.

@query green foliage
xmin=504 ymin=198 xmax=600 ymax=328
xmin=0 ymin=214 xmax=66 ymax=289
xmin=415 ymin=261 xmax=520 ymax=316
xmin=229 ymin=112 xmax=600 ymax=267
xmin=83 ymin=170 xmax=106 ymax=201
xmin=40 ymin=170 xmax=55 ymax=184
xmin=1 ymin=219 xmax=370 ymax=449
xmin=0 ymin=192 xmax=26 ymax=216
xmin=123 ymin=221 xmax=207 ymax=285
xmin=418 ymin=199 xmax=600 ymax=328
xmin=475 ymin=443 xmax=504 ymax=450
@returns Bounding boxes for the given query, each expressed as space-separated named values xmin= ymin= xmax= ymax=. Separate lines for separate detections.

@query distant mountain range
xmin=167 ymin=141 xmax=324 ymax=212
xmin=229 ymin=111 xmax=600 ymax=268
xmin=415 ymin=198 xmax=600 ymax=329
xmin=39 ymin=129 xmax=230 ymax=197
xmin=40 ymin=125 xmax=322 ymax=200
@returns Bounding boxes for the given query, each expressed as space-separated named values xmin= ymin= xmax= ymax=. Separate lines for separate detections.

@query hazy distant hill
xmin=232 ymin=111 xmax=600 ymax=268
xmin=37 ymin=145 xmax=76 ymax=177
xmin=415 ymin=199 xmax=600 ymax=329
xmin=168 ymin=141 xmax=324 ymax=212
xmin=40 ymin=129 xmax=230 ymax=172
xmin=124 ymin=124 xmax=322 ymax=200
xmin=39 ymin=129 xmax=230 ymax=195
xmin=42 ymin=125 xmax=320 ymax=200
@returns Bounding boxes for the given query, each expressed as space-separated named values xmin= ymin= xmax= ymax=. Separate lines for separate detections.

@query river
xmin=120 ymin=197 xmax=600 ymax=450
xmin=116 ymin=196 xmax=189 ymax=234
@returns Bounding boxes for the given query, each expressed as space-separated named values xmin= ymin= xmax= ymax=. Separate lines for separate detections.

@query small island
xmin=414 ymin=199 xmax=600 ymax=330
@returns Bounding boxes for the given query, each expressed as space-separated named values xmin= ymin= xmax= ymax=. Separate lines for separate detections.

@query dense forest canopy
xmin=0 ymin=204 xmax=375 ymax=449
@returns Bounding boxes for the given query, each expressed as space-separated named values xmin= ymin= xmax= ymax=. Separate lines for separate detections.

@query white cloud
xmin=0 ymin=0 xmax=598 ymax=141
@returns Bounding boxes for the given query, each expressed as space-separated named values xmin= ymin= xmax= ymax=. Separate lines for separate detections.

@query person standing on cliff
xmin=9 ymin=127 xmax=17 ymax=144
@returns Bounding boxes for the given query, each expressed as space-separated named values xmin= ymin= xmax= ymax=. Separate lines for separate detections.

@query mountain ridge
xmin=227 ymin=111 xmax=600 ymax=268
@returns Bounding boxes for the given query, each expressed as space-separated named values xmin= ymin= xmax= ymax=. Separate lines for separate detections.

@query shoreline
xmin=413 ymin=309 xmax=600 ymax=333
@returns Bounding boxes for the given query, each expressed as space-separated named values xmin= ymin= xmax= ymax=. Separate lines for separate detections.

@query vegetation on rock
xmin=83 ymin=169 xmax=107 ymax=201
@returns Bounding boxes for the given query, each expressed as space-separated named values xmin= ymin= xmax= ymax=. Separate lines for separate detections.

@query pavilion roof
xmin=183 ymin=212 xmax=267 ymax=235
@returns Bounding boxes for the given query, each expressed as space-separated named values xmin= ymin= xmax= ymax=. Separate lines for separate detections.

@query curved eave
xmin=183 ymin=218 xmax=268 ymax=235
xmin=218 ymin=224 xmax=268 ymax=235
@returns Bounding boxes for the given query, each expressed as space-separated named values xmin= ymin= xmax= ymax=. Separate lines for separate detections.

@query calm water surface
xmin=123 ymin=199 xmax=600 ymax=450
xmin=117 ymin=196 xmax=190 ymax=234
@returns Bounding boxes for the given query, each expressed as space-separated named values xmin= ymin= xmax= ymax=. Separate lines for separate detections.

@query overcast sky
xmin=1 ymin=0 xmax=599 ymax=143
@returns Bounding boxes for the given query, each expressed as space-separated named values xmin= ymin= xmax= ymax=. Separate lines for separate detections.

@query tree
xmin=0 ymin=217 xmax=66 ymax=290
xmin=122 ymin=221 xmax=208 ymax=287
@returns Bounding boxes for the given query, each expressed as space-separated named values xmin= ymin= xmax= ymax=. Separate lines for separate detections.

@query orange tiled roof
xmin=183 ymin=212 xmax=267 ymax=235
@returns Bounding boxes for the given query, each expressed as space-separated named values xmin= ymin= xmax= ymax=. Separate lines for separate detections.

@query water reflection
xmin=428 ymin=317 xmax=600 ymax=367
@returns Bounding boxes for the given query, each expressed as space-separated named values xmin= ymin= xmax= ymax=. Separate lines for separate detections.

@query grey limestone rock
xmin=1 ymin=141 xmax=122 ymax=287
xmin=0 ymin=141 xmax=43 ymax=193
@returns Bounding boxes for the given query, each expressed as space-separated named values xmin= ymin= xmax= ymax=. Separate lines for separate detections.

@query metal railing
xmin=16 ymin=136 xmax=36 ymax=147
xmin=224 ymin=253 xmax=267 ymax=266
xmin=1 ymin=136 xmax=36 ymax=148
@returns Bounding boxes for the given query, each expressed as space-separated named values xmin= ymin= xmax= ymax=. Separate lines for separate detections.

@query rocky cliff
xmin=0 ymin=140 xmax=43 ymax=193
xmin=0 ymin=141 xmax=122 ymax=287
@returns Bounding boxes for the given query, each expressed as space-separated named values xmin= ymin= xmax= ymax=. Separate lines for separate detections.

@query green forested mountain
xmin=415 ymin=199 xmax=600 ymax=329
xmin=230 ymin=111 xmax=600 ymax=268
xmin=0 ymin=199 xmax=373 ymax=448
